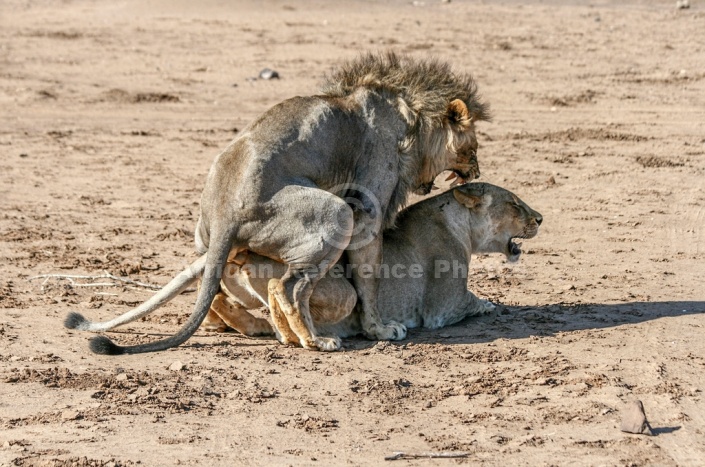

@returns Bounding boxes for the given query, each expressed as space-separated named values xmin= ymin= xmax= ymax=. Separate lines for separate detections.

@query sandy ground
xmin=1 ymin=0 xmax=704 ymax=465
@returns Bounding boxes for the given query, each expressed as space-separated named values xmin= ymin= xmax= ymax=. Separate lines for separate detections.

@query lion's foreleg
xmin=346 ymin=221 xmax=407 ymax=341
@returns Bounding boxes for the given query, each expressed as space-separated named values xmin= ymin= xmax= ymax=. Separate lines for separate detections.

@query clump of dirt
xmin=635 ymin=155 xmax=685 ymax=168
xmin=513 ymin=127 xmax=650 ymax=142
xmin=0 ymin=281 xmax=27 ymax=309
xmin=101 ymin=89 xmax=181 ymax=104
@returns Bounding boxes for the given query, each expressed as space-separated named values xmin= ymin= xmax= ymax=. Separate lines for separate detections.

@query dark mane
xmin=321 ymin=51 xmax=490 ymax=124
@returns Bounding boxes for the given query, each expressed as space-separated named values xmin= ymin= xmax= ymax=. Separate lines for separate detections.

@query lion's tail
xmin=64 ymin=254 xmax=208 ymax=333
xmin=88 ymin=225 xmax=233 ymax=355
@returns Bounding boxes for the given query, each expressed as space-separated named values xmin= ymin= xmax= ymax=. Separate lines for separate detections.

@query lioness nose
xmin=535 ymin=215 xmax=543 ymax=226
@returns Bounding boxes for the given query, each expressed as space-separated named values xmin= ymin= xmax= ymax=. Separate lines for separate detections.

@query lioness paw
xmin=366 ymin=321 xmax=407 ymax=341
xmin=312 ymin=336 xmax=342 ymax=352
xmin=480 ymin=300 xmax=496 ymax=314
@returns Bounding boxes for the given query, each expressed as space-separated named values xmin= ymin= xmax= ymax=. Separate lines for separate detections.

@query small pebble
xmin=676 ymin=0 xmax=690 ymax=9
xmin=169 ymin=360 xmax=185 ymax=372
xmin=61 ymin=410 xmax=80 ymax=421
xmin=258 ymin=68 xmax=280 ymax=80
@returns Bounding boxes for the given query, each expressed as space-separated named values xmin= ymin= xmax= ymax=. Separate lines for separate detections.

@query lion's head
xmin=452 ymin=183 xmax=543 ymax=262
xmin=321 ymin=52 xmax=490 ymax=197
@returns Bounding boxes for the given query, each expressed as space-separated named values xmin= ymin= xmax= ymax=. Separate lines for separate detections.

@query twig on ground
xmin=384 ymin=451 xmax=470 ymax=461
xmin=28 ymin=271 xmax=162 ymax=291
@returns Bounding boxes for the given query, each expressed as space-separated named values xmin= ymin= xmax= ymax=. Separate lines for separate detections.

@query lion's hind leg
xmin=269 ymin=272 xmax=342 ymax=352
xmin=267 ymin=278 xmax=303 ymax=346
xmin=309 ymin=273 xmax=357 ymax=325
xmin=210 ymin=292 xmax=274 ymax=336
xmin=246 ymin=186 xmax=353 ymax=351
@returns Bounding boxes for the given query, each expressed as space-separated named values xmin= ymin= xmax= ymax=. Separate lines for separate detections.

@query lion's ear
xmin=453 ymin=185 xmax=490 ymax=210
xmin=446 ymin=99 xmax=470 ymax=125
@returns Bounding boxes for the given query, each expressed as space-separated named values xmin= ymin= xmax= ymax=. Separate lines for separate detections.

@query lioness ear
xmin=453 ymin=187 xmax=483 ymax=209
xmin=446 ymin=99 xmax=470 ymax=125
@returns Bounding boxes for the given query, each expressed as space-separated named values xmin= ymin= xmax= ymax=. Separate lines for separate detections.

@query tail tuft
xmin=64 ymin=312 xmax=88 ymax=330
xmin=89 ymin=336 xmax=124 ymax=355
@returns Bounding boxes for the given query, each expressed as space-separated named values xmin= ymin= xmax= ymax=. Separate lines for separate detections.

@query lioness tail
xmin=64 ymin=254 xmax=207 ymax=332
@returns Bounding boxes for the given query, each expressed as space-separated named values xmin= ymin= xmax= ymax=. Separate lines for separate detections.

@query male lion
xmin=67 ymin=183 xmax=541 ymax=342
xmin=71 ymin=52 xmax=490 ymax=354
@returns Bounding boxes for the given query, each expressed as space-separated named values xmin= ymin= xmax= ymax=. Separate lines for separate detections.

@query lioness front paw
xmin=202 ymin=323 xmax=228 ymax=333
xmin=366 ymin=321 xmax=407 ymax=341
xmin=305 ymin=336 xmax=342 ymax=352
xmin=480 ymin=300 xmax=496 ymax=314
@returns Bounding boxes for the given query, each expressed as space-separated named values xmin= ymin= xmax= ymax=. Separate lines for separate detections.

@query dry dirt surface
xmin=1 ymin=0 xmax=704 ymax=465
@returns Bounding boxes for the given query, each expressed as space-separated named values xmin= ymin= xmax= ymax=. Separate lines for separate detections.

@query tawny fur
xmin=208 ymin=183 xmax=543 ymax=340
xmin=71 ymin=183 xmax=541 ymax=344
xmin=72 ymin=52 xmax=490 ymax=354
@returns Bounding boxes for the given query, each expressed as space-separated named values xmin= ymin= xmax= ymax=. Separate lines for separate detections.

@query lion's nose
xmin=535 ymin=215 xmax=543 ymax=226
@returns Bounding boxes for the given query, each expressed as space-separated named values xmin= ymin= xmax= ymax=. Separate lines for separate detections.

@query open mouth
xmin=444 ymin=170 xmax=470 ymax=187
xmin=508 ymin=237 xmax=522 ymax=261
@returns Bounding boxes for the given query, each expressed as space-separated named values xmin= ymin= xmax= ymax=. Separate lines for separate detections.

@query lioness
xmin=205 ymin=182 xmax=542 ymax=340
xmin=79 ymin=52 xmax=490 ymax=354
xmin=67 ymin=183 xmax=542 ymax=344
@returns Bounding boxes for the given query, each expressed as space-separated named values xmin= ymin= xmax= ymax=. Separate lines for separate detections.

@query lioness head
xmin=452 ymin=183 xmax=543 ymax=262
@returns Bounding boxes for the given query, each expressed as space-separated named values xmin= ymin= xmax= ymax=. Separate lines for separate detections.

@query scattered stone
xmin=373 ymin=341 xmax=390 ymax=352
xmin=19 ymin=153 xmax=28 ymax=158
xmin=547 ymin=176 xmax=556 ymax=185
xmin=258 ymin=68 xmax=280 ymax=80
xmin=61 ymin=410 xmax=80 ymax=421
xmin=169 ymin=360 xmax=185 ymax=372
xmin=115 ymin=373 xmax=128 ymax=381
xmin=676 ymin=0 xmax=690 ymax=9
xmin=620 ymin=400 xmax=653 ymax=435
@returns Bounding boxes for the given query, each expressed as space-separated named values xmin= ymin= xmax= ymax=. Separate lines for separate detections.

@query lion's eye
xmin=508 ymin=202 xmax=523 ymax=213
